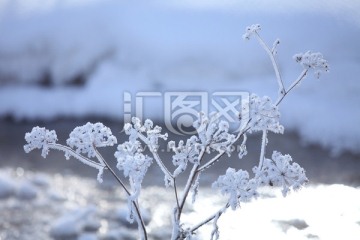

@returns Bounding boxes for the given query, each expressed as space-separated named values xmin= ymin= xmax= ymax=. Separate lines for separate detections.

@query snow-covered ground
xmin=0 ymin=168 xmax=359 ymax=240
xmin=0 ymin=1 xmax=360 ymax=154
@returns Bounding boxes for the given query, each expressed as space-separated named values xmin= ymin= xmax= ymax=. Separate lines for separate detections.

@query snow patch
xmin=50 ymin=206 xmax=98 ymax=239
xmin=0 ymin=176 xmax=16 ymax=199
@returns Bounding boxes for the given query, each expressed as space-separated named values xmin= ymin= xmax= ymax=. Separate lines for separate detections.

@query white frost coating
xmin=210 ymin=211 xmax=220 ymax=240
xmin=24 ymin=126 xmax=57 ymax=158
xmin=242 ymin=24 xmax=261 ymax=40
xmin=293 ymin=51 xmax=329 ymax=78
xmin=23 ymin=124 xmax=114 ymax=183
xmin=169 ymin=136 xmax=200 ymax=177
xmin=114 ymin=139 xmax=153 ymax=235
xmin=238 ymin=134 xmax=248 ymax=159
xmin=50 ymin=144 xmax=104 ymax=170
xmin=123 ymin=117 xmax=172 ymax=185
xmin=193 ymin=112 xmax=235 ymax=156
xmin=23 ymin=23 xmax=327 ymax=239
xmin=243 ymin=24 xmax=285 ymax=95
xmin=212 ymin=168 xmax=258 ymax=210
xmin=244 ymin=94 xmax=284 ymax=134
xmin=254 ymin=151 xmax=308 ymax=197
xmin=115 ymin=141 xmax=153 ymax=198
xmin=96 ymin=167 xmax=104 ymax=183
xmin=191 ymin=173 xmax=200 ymax=204
xmin=66 ymin=122 xmax=117 ymax=158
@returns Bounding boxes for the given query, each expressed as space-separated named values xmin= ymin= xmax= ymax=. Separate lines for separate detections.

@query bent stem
xmin=177 ymin=148 xmax=206 ymax=217
xmin=172 ymin=127 xmax=250 ymax=238
xmin=197 ymin=151 xmax=226 ymax=173
xmin=49 ymin=143 xmax=148 ymax=239
xmin=137 ymin=132 xmax=175 ymax=183
xmin=94 ymin=149 xmax=148 ymax=240
xmin=254 ymin=30 xmax=310 ymax=107
xmin=170 ymin=149 xmax=206 ymax=239
xmin=254 ymin=32 xmax=285 ymax=96
xmin=151 ymin=150 xmax=175 ymax=184
xmin=276 ymin=68 xmax=308 ymax=106
xmin=197 ymin=121 xmax=250 ymax=172
xmin=197 ymin=128 xmax=248 ymax=173
xmin=48 ymin=143 xmax=103 ymax=169
xmin=190 ymin=202 xmax=230 ymax=234
xmin=258 ymin=130 xmax=268 ymax=172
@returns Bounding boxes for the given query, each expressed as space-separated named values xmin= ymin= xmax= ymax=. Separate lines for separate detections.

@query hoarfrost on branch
xmin=24 ymin=24 xmax=328 ymax=240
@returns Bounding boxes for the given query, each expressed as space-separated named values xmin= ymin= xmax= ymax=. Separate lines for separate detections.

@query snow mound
xmin=0 ymin=176 xmax=16 ymax=199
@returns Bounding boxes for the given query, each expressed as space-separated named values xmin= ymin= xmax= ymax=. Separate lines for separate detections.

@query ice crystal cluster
xmin=115 ymin=140 xmax=152 ymax=195
xmin=293 ymin=51 xmax=329 ymax=78
xmin=245 ymin=94 xmax=283 ymax=134
xmin=242 ymin=23 xmax=261 ymax=40
xmin=167 ymin=111 xmax=237 ymax=178
xmin=253 ymin=151 xmax=308 ymax=197
xmin=67 ymin=122 xmax=117 ymax=158
xmin=212 ymin=168 xmax=258 ymax=210
xmin=24 ymin=24 xmax=328 ymax=240
xmin=24 ymin=126 xmax=57 ymax=158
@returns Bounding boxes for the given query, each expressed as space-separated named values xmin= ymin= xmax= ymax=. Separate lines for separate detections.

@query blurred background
xmin=0 ymin=1 xmax=360 ymax=239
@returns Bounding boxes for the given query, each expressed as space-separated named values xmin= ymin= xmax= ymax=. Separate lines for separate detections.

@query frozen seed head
xmin=66 ymin=122 xmax=117 ymax=158
xmin=293 ymin=51 xmax=329 ymax=78
xmin=246 ymin=94 xmax=284 ymax=134
xmin=115 ymin=141 xmax=153 ymax=193
xmin=213 ymin=168 xmax=258 ymax=210
xmin=243 ymin=24 xmax=261 ymax=40
xmin=257 ymin=151 xmax=308 ymax=197
xmin=24 ymin=126 xmax=57 ymax=158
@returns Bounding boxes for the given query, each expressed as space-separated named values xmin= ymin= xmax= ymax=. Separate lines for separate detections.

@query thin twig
xmin=258 ymin=130 xmax=267 ymax=172
xmin=137 ymin=132 xmax=174 ymax=182
xmin=276 ymin=69 xmax=308 ymax=106
xmin=95 ymin=149 xmax=148 ymax=240
xmin=94 ymin=149 xmax=130 ymax=195
xmin=48 ymin=143 xmax=148 ymax=239
xmin=254 ymin=32 xmax=285 ymax=95
xmin=197 ymin=151 xmax=226 ymax=173
xmin=190 ymin=202 xmax=230 ymax=233
xmin=152 ymin=151 xmax=175 ymax=182
xmin=174 ymin=178 xmax=180 ymax=209
xmin=197 ymin=125 xmax=249 ymax=173
xmin=48 ymin=144 xmax=103 ymax=169
xmin=177 ymin=148 xmax=206 ymax=219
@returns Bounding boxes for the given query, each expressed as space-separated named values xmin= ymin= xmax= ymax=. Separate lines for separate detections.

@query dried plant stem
xmin=190 ymin=202 xmax=230 ymax=234
xmin=177 ymin=161 xmax=201 ymax=218
xmin=197 ymin=151 xmax=226 ymax=172
xmin=48 ymin=144 xmax=103 ymax=169
xmin=177 ymin=148 xmax=205 ymax=215
xmin=197 ymin=129 xmax=248 ymax=172
xmin=173 ymin=178 xmax=180 ymax=209
xmin=276 ymin=69 xmax=308 ymax=106
xmin=258 ymin=130 xmax=268 ymax=171
xmin=24 ymin=24 xmax=325 ymax=240
xmin=254 ymin=32 xmax=285 ymax=95
xmin=138 ymin=132 xmax=174 ymax=182
xmin=95 ymin=149 xmax=148 ymax=240
xmin=151 ymin=151 xmax=175 ymax=183
xmin=49 ymin=143 xmax=148 ymax=239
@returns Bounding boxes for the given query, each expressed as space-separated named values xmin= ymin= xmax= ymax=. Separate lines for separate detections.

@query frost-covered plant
xmin=24 ymin=24 xmax=328 ymax=240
